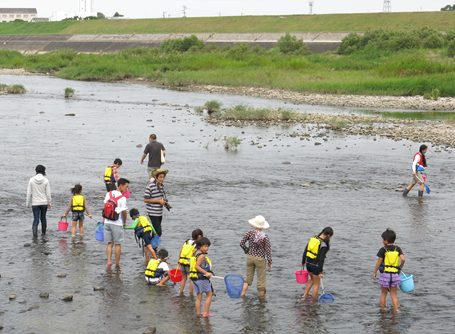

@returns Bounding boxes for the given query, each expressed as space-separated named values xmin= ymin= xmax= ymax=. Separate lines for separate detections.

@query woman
xmin=301 ymin=227 xmax=334 ymax=299
xmin=240 ymin=215 xmax=272 ymax=297
xmin=26 ymin=165 xmax=51 ymax=238
xmin=403 ymin=144 xmax=427 ymax=198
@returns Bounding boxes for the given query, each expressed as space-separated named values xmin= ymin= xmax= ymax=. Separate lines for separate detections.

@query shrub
xmin=277 ymin=33 xmax=306 ymax=54
xmin=326 ymin=116 xmax=347 ymax=130
xmin=423 ymin=34 xmax=445 ymax=49
xmin=252 ymin=45 xmax=266 ymax=55
xmin=0 ymin=84 xmax=8 ymax=91
xmin=223 ymin=136 xmax=241 ymax=150
xmin=448 ymin=40 xmax=455 ymax=57
xmin=7 ymin=84 xmax=26 ymax=94
xmin=204 ymin=100 xmax=221 ymax=113
xmin=337 ymin=33 xmax=362 ymax=55
xmin=226 ymin=43 xmax=250 ymax=60
xmin=64 ymin=87 xmax=75 ymax=98
xmin=160 ymin=35 xmax=205 ymax=53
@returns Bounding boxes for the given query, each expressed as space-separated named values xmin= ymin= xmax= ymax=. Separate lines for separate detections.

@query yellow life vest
xmin=104 ymin=166 xmax=113 ymax=182
xmin=189 ymin=252 xmax=212 ymax=280
xmin=145 ymin=259 xmax=165 ymax=278
xmin=383 ymin=246 xmax=400 ymax=273
xmin=135 ymin=216 xmax=153 ymax=236
xmin=179 ymin=240 xmax=195 ymax=266
xmin=306 ymin=236 xmax=323 ymax=260
xmin=72 ymin=194 xmax=84 ymax=212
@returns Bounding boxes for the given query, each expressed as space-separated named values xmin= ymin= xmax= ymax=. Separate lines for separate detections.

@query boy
xmin=373 ymin=228 xmax=406 ymax=311
xmin=189 ymin=237 xmax=214 ymax=317
xmin=145 ymin=249 xmax=170 ymax=286
xmin=104 ymin=158 xmax=122 ymax=192
xmin=177 ymin=229 xmax=204 ymax=295
xmin=125 ymin=208 xmax=157 ymax=263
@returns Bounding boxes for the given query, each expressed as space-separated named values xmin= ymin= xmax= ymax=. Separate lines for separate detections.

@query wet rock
xmin=301 ymin=183 xmax=310 ymax=187
xmin=0 ymin=324 xmax=3 ymax=330
xmin=64 ymin=113 xmax=75 ymax=116
xmin=282 ymin=161 xmax=291 ymax=164
xmin=9 ymin=295 xmax=16 ymax=300
xmin=341 ymin=179 xmax=346 ymax=183
xmin=143 ymin=326 xmax=157 ymax=334
xmin=395 ymin=188 xmax=403 ymax=191
xmin=18 ymin=299 xmax=26 ymax=304
xmin=258 ymin=145 xmax=263 ymax=148
xmin=57 ymin=274 xmax=67 ymax=278
xmin=435 ymin=149 xmax=442 ymax=152
xmin=147 ymin=119 xmax=153 ymax=122
xmin=136 ymin=144 xmax=142 ymax=148
xmin=60 ymin=295 xmax=73 ymax=302
xmin=28 ymin=305 xmax=39 ymax=311
xmin=355 ymin=188 xmax=358 ymax=190
xmin=315 ymin=142 xmax=322 ymax=145
xmin=93 ymin=286 xmax=105 ymax=291
xmin=39 ymin=292 xmax=49 ymax=298
xmin=23 ymin=243 xmax=31 ymax=247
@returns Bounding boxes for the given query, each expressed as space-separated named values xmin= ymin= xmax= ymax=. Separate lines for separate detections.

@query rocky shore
xmin=188 ymin=84 xmax=455 ymax=111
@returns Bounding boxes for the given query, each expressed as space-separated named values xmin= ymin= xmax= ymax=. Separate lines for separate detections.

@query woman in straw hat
xmin=239 ymin=215 xmax=272 ymax=297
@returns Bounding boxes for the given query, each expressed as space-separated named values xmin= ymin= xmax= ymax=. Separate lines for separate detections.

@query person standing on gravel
xmin=26 ymin=165 xmax=51 ymax=238
xmin=141 ymin=134 xmax=165 ymax=181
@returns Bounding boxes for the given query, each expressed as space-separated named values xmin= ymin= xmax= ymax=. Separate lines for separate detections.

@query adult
xmin=240 ymin=215 xmax=272 ymax=297
xmin=141 ymin=134 xmax=166 ymax=181
xmin=26 ymin=165 xmax=52 ymax=238
xmin=403 ymin=144 xmax=428 ymax=198
xmin=144 ymin=169 xmax=169 ymax=237
xmin=104 ymin=158 xmax=122 ymax=192
xmin=104 ymin=178 xmax=129 ymax=266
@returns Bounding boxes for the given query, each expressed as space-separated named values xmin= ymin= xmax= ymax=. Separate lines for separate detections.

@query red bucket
xmin=169 ymin=268 xmax=182 ymax=283
xmin=295 ymin=270 xmax=309 ymax=284
xmin=58 ymin=217 xmax=69 ymax=231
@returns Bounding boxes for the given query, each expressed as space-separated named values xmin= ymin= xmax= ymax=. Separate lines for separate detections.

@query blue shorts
xmin=142 ymin=232 xmax=152 ymax=247
xmin=306 ymin=263 xmax=321 ymax=275
xmin=193 ymin=279 xmax=212 ymax=294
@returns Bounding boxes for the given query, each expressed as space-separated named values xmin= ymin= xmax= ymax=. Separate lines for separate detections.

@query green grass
xmin=216 ymin=105 xmax=307 ymax=121
xmin=1 ymin=12 xmax=455 ymax=35
xmin=64 ymin=87 xmax=75 ymax=98
xmin=1 ymin=46 xmax=455 ymax=97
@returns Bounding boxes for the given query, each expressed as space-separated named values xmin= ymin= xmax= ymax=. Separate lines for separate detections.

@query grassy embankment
xmin=1 ymin=12 xmax=455 ymax=35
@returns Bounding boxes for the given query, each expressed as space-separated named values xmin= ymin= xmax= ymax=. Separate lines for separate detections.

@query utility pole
xmin=183 ymin=6 xmax=187 ymax=17
xmin=383 ymin=0 xmax=391 ymax=12
xmin=163 ymin=11 xmax=166 ymax=18
xmin=309 ymin=1 xmax=314 ymax=14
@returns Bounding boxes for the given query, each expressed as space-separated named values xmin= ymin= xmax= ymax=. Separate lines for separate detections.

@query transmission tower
xmin=383 ymin=0 xmax=391 ymax=12
xmin=309 ymin=1 xmax=314 ymax=15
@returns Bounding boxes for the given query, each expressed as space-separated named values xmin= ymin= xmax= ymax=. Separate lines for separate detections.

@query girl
xmin=189 ymin=237 xmax=214 ymax=317
xmin=178 ymin=228 xmax=204 ymax=295
xmin=26 ymin=165 xmax=51 ymax=238
xmin=62 ymin=184 xmax=92 ymax=237
xmin=403 ymin=144 xmax=427 ymax=197
xmin=301 ymin=227 xmax=334 ymax=299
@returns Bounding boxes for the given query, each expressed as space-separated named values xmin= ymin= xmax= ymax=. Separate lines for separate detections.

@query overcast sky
xmin=9 ymin=0 xmax=454 ymax=19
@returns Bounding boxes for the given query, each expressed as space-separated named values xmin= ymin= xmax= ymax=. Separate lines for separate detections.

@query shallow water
xmin=1 ymin=74 xmax=455 ymax=334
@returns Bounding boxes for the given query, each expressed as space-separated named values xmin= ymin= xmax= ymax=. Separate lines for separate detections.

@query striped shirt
xmin=144 ymin=180 xmax=164 ymax=216
xmin=240 ymin=230 xmax=272 ymax=265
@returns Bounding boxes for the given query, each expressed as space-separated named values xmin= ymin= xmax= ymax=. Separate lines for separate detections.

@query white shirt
xmin=104 ymin=190 xmax=127 ymax=226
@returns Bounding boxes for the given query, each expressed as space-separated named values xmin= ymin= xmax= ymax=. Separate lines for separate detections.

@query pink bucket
xmin=295 ymin=270 xmax=309 ymax=284
xmin=58 ymin=217 xmax=69 ymax=231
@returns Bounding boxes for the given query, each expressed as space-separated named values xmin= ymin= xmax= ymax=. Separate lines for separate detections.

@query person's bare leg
xmin=390 ymin=287 xmax=399 ymax=311
xmin=302 ymin=272 xmax=314 ymax=297
xmin=79 ymin=221 xmax=84 ymax=235
xmin=114 ymin=244 xmax=121 ymax=266
xmin=71 ymin=221 xmax=77 ymax=236
xmin=203 ymin=291 xmax=213 ymax=315
xmin=311 ymin=275 xmax=321 ymax=299
xmin=106 ymin=242 xmax=114 ymax=264
xmin=180 ymin=274 xmax=188 ymax=293
xmin=240 ymin=282 xmax=249 ymax=297
xmin=380 ymin=287 xmax=388 ymax=309
xmin=195 ymin=293 xmax=203 ymax=316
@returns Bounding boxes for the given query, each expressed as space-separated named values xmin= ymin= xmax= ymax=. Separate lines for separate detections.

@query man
xmin=104 ymin=158 xmax=122 ymax=192
xmin=144 ymin=169 xmax=169 ymax=237
xmin=104 ymin=178 xmax=129 ymax=266
xmin=141 ymin=134 xmax=165 ymax=181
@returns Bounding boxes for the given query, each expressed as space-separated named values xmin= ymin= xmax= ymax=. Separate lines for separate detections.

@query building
xmin=51 ymin=0 xmax=96 ymax=21
xmin=0 ymin=8 xmax=37 ymax=22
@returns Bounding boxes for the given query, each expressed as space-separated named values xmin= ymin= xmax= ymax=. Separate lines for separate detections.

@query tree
xmin=441 ymin=4 xmax=454 ymax=10
xmin=97 ymin=12 xmax=106 ymax=19
xmin=113 ymin=12 xmax=124 ymax=17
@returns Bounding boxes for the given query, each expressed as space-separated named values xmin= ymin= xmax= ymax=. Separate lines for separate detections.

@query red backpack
xmin=102 ymin=192 xmax=125 ymax=220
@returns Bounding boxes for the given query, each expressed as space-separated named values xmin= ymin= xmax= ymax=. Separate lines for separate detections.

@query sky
xmin=8 ymin=0 xmax=455 ymax=19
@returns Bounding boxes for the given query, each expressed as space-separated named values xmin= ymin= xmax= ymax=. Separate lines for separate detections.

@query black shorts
xmin=142 ymin=232 xmax=152 ymax=247
xmin=306 ymin=263 xmax=321 ymax=275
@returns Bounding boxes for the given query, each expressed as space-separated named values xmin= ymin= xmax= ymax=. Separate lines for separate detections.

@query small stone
xmin=435 ymin=149 xmax=442 ymax=152
xmin=301 ymin=183 xmax=310 ymax=187
xmin=9 ymin=295 xmax=16 ymax=300
xmin=282 ymin=161 xmax=291 ymax=164
xmin=39 ymin=292 xmax=49 ymax=298
xmin=315 ymin=142 xmax=322 ymax=145
xmin=395 ymin=188 xmax=403 ymax=191
xmin=136 ymin=144 xmax=142 ymax=148
xmin=64 ymin=113 xmax=75 ymax=116
xmin=143 ymin=326 xmax=157 ymax=334
xmin=147 ymin=119 xmax=153 ymax=122
xmin=0 ymin=324 xmax=3 ymax=330
xmin=355 ymin=188 xmax=358 ymax=190
xmin=57 ymin=274 xmax=67 ymax=278
xmin=258 ymin=145 xmax=263 ymax=148
xmin=24 ymin=243 xmax=31 ymax=247
xmin=341 ymin=179 xmax=346 ymax=183
xmin=93 ymin=286 xmax=104 ymax=291
xmin=60 ymin=295 xmax=73 ymax=302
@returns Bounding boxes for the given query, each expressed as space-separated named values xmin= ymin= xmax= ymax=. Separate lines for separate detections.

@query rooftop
xmin=0 ymin=8 xmax=37 ymax=14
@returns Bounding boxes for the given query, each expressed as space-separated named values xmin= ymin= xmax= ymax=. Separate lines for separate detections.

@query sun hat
xmin=248 ymin=215 xmax=270 ymax=229
xmin=152 ymin=168 xmax=169 ymax=178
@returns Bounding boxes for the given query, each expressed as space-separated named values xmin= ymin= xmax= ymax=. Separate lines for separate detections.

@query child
xmin=62 ymin=184 xmax=92 ymax=237
xmin=178 ymin=229 xmax=204 ymax=294
xmin=125 ymin=209 xmax=157 ymax=263
xmin=403 ymin=144 xmax=427 ymax=197
xmin=190 ymin=237 xmax=214 ymax=317
xmin=373 ymin=228 xmax=405 ymax=311
xmin=301 ymin=227 xmax=334 ymax=299
xmin=145 ymin=249 xmax=170 ymax=286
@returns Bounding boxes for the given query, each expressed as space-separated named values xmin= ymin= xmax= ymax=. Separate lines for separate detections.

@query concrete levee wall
xmin=0 ymin=33 xmax=348 ymax=54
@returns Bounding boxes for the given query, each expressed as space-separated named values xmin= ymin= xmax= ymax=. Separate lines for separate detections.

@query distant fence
xmin=0 ymin=33 xmax=348 ymax=54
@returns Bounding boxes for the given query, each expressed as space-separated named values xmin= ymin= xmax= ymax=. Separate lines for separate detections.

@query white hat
xmin=248 ymin=215 xmax=270 ymax=229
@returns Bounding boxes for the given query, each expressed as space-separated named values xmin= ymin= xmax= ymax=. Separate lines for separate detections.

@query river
xmin=0 ymin=74 xmax=454 ymax=334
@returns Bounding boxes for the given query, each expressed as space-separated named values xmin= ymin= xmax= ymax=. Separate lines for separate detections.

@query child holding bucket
xmin=301 ymin=227 xmax=333 ymax=299
xmin=190 ymin=237 xmax=214 ymax=317
xmin=178 ymin=229 xmax=204 ymax=295
xmin=62 ymin=184 xmax=92 ymax=237
xmin=373 ymin=228 xmax=405 ymax=311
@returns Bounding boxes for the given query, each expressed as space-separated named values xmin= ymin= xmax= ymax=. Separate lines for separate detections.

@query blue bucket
xmin=224 ymin=274 xmax=244 ymax=299
xmin=399 ymin=272 xmax=414 ymax=293
xmin=95 ymin=223 xmax=104 ymax=242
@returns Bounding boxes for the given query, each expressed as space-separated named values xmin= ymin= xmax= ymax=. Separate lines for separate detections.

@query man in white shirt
xmin=104 ymin=178 xmax=129 ymax=266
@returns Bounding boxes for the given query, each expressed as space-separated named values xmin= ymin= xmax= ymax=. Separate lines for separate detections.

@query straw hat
xmin=152 ymin=168 xmax=169 ymax=178
xmin=248 ymin=215 xmax=270 ymax=229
